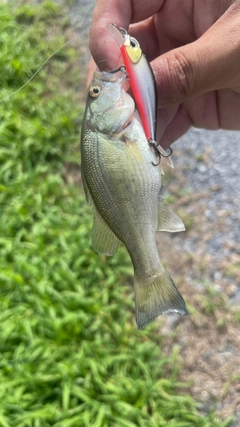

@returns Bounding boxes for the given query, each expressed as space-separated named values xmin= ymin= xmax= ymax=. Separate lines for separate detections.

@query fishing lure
xmin=109 ymin=24 xmax=173 ymax=169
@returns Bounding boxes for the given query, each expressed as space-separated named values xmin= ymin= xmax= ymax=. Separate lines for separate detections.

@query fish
xmin=109 ymin=24 xmax=173 ymax=169
xmin=80 ymin=69 xmax=188 ymax=329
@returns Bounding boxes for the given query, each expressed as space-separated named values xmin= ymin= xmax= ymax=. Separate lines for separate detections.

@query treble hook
xmin=109 ymin=65 xmax=126 ymax=74
xmin=98 ymin=60 xmax=126 ymax=75
xmin=148 ymin=140 xmax=161 ymax=166
xmin=160 ymin=147 xmax=173 ymax=158
xmin=98 ymin=59 xmax=107 ymax=71
xmin=148 ymin=139 xmax=173 ymax=167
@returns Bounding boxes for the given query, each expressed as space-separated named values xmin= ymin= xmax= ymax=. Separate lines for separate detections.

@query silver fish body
xmin=81 ymin=70 xmax=187 ymax=329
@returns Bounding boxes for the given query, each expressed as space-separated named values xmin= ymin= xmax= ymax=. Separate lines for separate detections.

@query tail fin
xmin=134 ymin=271 xmax=188 ymax=329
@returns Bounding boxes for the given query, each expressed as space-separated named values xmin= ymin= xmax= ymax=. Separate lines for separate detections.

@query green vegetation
xmin=0 ymin=2 xmax=231 ymax=426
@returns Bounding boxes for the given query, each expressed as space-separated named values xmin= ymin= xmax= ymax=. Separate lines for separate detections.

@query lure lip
xmin=111 ymin=23 xmax=128 ymax=38
xmin=109 ymin=23 xmax=128 ymax=47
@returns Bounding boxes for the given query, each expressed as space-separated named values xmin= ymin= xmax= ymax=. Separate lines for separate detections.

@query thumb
xmin=153 ymin=2 xmax=240 ymax=107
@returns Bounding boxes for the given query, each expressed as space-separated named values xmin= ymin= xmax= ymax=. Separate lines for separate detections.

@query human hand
xmin=89 ymin=0 xmax=240 ymax=147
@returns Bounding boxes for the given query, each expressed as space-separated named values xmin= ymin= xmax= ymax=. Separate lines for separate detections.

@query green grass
xmin=0 ymin=2 xmax=232 ymax=426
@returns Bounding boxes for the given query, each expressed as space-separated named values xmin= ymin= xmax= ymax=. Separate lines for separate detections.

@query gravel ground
xmin=173 ymin=128 xmax=240 ymax=258
xmin=164 ymin=127 xmax=240 ymax=306
xmin=159 ymin=129 xmax=240 ymax=425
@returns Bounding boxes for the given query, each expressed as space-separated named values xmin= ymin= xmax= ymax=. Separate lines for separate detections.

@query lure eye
xmin=89 ymin=85 xmax=101 ymax=98
xmin=130 ymin=37 xmax=139 ymax=48
xmin=125 ymin=37 xmax=142 ymax=63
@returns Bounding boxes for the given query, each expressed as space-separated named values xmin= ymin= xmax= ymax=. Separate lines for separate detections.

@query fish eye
xmin=89 ymin=85 xmax=101 ymax=98
xmin=130 ymin=38 xmax=139 ymax=48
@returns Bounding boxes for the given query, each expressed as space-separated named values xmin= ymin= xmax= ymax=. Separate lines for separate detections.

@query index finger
xmin=89 ymin=0 xmax=132 ymax=70
xmin=89 ymin=0 xmax=164 ymax=70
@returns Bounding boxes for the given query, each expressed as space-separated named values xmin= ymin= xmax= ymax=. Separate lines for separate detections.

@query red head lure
xmin=109 ymin=24 xmax=173 ymax=169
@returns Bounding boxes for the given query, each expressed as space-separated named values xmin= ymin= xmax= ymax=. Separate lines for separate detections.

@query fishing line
xmin=0 ymin=22 xmax=96 ymax=104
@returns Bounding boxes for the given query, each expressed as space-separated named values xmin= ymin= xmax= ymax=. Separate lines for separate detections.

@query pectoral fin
xmin=126 ymin=141 xmax=144 ymax=162
xmin=92 ymin=210 xmax=120 ymax=256
xmin=157 ymin=199 xmax=185 ymax=232
xmin=121 ymin=135 xmax=144 ymax=162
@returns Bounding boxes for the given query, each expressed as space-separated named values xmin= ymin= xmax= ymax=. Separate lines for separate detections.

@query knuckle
xmin=165 ymin=48 xmax=197 ymax=101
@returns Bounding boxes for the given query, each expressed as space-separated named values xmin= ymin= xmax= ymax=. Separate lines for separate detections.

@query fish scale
xmin=81 ymin=70 xmax=187 ymax=329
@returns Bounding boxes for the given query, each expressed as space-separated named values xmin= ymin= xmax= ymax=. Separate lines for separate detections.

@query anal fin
xmin=157 ymin=199 xmax=185 ymax=232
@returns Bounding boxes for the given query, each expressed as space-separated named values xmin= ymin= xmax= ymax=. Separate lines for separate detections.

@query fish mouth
xmin=93 ymin=69 xmax=126 ymax=83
